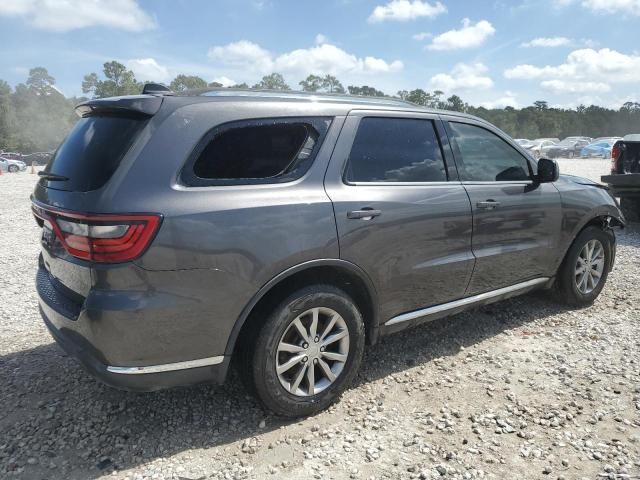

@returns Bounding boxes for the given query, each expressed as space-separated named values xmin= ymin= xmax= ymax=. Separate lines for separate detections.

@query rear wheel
xmin=556 ymin=226 xmax=612 ymax=306
xmin=246 ymin=285 xmax=365 ymax=417
xmin=567 ymin=151 xmax=574 ymax=159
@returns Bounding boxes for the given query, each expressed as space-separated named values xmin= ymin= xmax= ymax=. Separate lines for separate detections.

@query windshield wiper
xmin=38 ymin=171 xmax=69 ymax=181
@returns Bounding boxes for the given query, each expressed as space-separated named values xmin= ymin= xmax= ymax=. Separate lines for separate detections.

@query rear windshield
xmin=41 ymin=114 xmax=147 ymax=192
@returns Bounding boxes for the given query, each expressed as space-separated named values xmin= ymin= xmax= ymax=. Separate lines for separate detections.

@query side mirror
xmin=537 ymin=157 xmax=559 ymax=183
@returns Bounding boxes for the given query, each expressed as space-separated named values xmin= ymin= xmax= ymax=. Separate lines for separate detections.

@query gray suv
xmin=33 ymin=90 xmax=624 ymax=417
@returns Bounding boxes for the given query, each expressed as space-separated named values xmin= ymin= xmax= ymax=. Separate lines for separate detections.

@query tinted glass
xmin=448 ymin=122 xmax=531 ymax=182
xmin=345 ymin=117 xmax=446 ymax=183
xmin=42 ymin=114 xmax=147 ymax=192
xmin=192 ymin=123 xmax=317 ymax=182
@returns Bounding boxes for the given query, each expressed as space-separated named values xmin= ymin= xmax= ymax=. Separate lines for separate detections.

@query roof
xmin=174 ymin=87 xmax=479 ymax=119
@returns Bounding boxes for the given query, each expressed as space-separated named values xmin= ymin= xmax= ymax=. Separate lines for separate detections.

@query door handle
xmin=347 ymin=208 xmax=382 ymax=220
xmin=476 ymin=200 xmax=500 ymax=210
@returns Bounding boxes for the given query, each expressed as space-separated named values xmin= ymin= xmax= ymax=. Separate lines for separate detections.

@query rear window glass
xmin=42 ymin=114 xmax=147 ymax=192
xmin=184 ymin=118 xmax=331 ymax=186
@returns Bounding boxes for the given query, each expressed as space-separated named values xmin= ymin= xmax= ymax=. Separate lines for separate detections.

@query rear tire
xmin=556 ymin=226 xmax=612 ymax=307
xmin=245 ymin=285 xmax=365 ymax=417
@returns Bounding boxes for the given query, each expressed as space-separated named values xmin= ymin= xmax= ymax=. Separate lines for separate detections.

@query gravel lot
xmin=1 ymin=159 xmax=639 ymax=480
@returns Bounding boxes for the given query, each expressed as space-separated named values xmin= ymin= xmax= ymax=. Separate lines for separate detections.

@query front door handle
xmin=347 ymin=208 xmax=382 ymax=220
xmin=476 ymin=200 xmax=500 ymax=210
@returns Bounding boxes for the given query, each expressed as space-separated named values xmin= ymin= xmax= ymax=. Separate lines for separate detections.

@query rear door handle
xmin=347 ymin=208 xmax=382 ymax=220
xmin=476 ymin=200 xmax=500 ymax=210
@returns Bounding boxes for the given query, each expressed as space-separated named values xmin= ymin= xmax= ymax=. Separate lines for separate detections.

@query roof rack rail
xmin=142 ymin=83 xmax=174 ymax=95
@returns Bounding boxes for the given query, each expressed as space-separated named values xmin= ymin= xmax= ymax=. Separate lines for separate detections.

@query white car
xmin=527 ymin=139 xmax=557 ymax=158
xmin=0 ymin=156 xmax=27 ymax=172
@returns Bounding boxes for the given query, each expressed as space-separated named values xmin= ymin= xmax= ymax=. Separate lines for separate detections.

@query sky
xmin=1 ymin=0 xmax=639 ymax=109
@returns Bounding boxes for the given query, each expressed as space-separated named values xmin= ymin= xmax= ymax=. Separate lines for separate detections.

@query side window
xmin=448 ymin=122 xmax=531 ymax=182
xmin=184 ymin=117 xmax=331 ymax=186
xmin=345 ymin=117 xmax=447 ymax=183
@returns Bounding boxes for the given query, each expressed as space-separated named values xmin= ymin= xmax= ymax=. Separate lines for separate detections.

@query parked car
xmin=23 ymin=151 xmax=53 ymax=166
xmin=527 ymin=139 xmax=557 ymax=158
xmin=514 ymin=138 xmax=533 ymax=148
xmin=544 ymin=139 xmax=590 ymax=158
xmin=33 ymin=89 xmax=624 ymax=417
xmin=0 ymin=156 xmax=26 ymax=172
xmin=0 ymin=157 xmax=7 ymax=173
xmin=581 ymin=141 xmax=613 ymax=158
xmin=601 ymin=134 xmax=640 ymax=222
xmin=593 ymin=137 xmax=622 ymax=144
xmin=0 ymin=151 xmax=22 ymax=160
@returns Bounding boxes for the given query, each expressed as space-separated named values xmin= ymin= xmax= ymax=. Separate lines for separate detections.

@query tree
xmin=533 ymin=100 xmax=549 ymax=111
xmin=348 ymin=85 xmax=385 ymax=97
xmin=405 ymin=89 xmax=429 ymax=106
xmin=82 ymin=61 xmax=141 ymax=98
xmin=208 ymin=81 xmax=223 ymax=88
xmin=299 ymin=74 xmax=323 ymax=92
xmin=169 ymin=74 xmax=207 ymax=92
xmin=230 ymin=82 xmax=249 ymax=89
xmin=26 ymin=67 xmax=56 ymax=95
xmin=322 ymin=75 xmax=345 ymax=93
xmin=252 ymin=73 xmax=290 ymax=90
xmin=446 ymin=95 xmax=466 ymax=112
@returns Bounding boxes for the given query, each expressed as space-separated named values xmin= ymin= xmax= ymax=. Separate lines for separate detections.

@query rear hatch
xmin=32 ymin=95 xmax=163 ymax=309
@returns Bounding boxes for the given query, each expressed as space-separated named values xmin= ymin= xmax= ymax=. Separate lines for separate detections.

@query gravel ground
xmin=1 ymin=160 xmax=639 ymax=480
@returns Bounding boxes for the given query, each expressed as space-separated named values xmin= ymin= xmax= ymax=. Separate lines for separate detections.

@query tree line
xmin=1 ymin=62 xmax=639 ymax=153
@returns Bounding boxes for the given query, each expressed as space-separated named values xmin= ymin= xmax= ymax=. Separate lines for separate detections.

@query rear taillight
xmin=610 ymin=143 xmax=621 ymax=174
xmin=32 ymin=202 xmax=161 ymax=263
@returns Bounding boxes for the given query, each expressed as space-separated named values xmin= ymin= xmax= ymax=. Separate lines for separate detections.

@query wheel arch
xmin=558 ymin=208 xmax=623 ymax=273
xmin=225 ymin=259 xmax=379 ymax=357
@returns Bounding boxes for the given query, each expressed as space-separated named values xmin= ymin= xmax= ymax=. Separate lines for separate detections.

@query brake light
xmin=32 ymin=202 xmax=161 ymax=263
xmin=610 ymin=143 xmax=621 ymax=174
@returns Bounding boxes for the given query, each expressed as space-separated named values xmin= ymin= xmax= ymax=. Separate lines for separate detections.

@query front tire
xmin=8 ymin=165 xmax=18 ymax=173
xmin=556 ymin=226 xmax=612 ymax=307
xmin=247 ymin=285 xmax=365 ymax=417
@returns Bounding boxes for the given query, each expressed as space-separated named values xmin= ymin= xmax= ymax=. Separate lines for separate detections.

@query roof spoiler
xmin=75 ymin=95 xmax=164 ymax=118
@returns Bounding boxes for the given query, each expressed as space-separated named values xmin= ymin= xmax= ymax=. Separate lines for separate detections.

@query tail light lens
xmin=610 ymin=143 xmax=621 ymax=174
xmin=32 ymin=202 xmax=161 ymax=263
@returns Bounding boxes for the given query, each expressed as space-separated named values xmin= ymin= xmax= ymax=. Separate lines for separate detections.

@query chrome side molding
xmin=385 ymin=277 xmax=550 ymax=327
xmin=107 ymin=356 xmax=225 ymax=375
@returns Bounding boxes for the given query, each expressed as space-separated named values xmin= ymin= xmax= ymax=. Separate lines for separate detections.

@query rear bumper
xmin=37 ymin=265 xmax=231 ymax=392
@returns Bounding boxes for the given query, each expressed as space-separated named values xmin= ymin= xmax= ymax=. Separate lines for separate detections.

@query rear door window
xmin=447 ymin=122 xmax=531 ymax=182
xmin=345 ymin=117 xmax=447 ymax=183
xmin=184 ymin=117 xmax=331 ymax=186
xmin=41 ymin=114 xmax=148 ymax=192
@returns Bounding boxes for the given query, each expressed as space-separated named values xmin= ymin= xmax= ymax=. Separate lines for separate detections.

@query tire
xmin=556 ymin=226 xmax=612 ymax=307
xmin=620 ymin=197 xmax=640 ymax=223
xmin=8 ymin=165 xmax=18 ymax=173
xmin=567 ymin=151 xmax=574 ymax=159
xmin=245 ymin=285 xmax=365 ymax=417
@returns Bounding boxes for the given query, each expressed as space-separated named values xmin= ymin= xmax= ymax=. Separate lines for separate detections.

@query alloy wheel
xmin=574 ymin=239 xmax=605 ymax=294
xmin=275 ymin=307 xmax=349 ymax=397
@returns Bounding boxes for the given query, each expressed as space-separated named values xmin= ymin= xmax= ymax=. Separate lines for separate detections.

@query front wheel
xmin=8 ymin=165 xmax=18 ymax=173
xmin=556 ymin=226 xmax=612 ymax=307
xmin=246 ymin=285 xmax=365 ymax=417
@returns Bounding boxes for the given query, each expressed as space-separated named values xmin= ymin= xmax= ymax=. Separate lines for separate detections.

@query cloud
xmin=0 ymin=0 xmax=155 ymax=32
xmin=426 ymin=19 xmax=495 ymax=51
xmin=558 ymin=0 xmax=640 ymax=15
xmin=431 ymin=63 xmax=494 ymax=91
xmin=368 ymin=0 xmax=446 ymax=23
xmin=521 ymin=36 xmax=571 ymax=48
xmin=210 ymin=76 xmax=236 ymax=87
xmin=541 ymin=80 xmax=611 ymax=94
xmin=478 ymin=92 xmax=519 ymax=109
xmin=208 ymin=40 xmax=403 ymax=76
xmin=315 ymin=34 xmax=329 ymax=45
xmin=412 ymin=32 xmax=432 ymax=40
xmin=504 ymin=48 xmax=640 ymax=84
xmin=126 ymin=58 xmax=170 ymax=83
